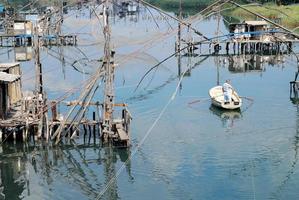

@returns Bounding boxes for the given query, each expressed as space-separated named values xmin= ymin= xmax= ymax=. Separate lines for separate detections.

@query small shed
xmin=13 ymin=20 xmax=33 ymax=36
xmin=244 ymin=20 xmax=269 ymax=39
xmin=229 ymin=20 xmax=270 ymax=40
xmin=127 ymin=2 xmax=138 ymax=14
xmin=0 ymin=63 xmax=22 ymax=107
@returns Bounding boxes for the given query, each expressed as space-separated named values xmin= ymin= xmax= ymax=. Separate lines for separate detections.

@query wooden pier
xmin=0 ymin=2 xmax=130 ymax=147
xmin=0 ymin=94 xmax=131 ymax=147
xmin=209 ymin=39 xmax=295 ymax=55
xmin=0 ymin=34 xmax=33 ymax=47
xmin=39 ymin=35 xmax=77 ymax=46
xmin=0 ymin=34 xmax=77 ymax=47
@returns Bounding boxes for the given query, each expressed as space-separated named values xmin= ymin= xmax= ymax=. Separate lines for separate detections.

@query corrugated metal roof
xmin=244 ymin=20 xmax=268 ymax=26
xmin=0 ymin=72 xmax=20 ymax=83
xmin=0 ymin=62 xmax=20 ymax=71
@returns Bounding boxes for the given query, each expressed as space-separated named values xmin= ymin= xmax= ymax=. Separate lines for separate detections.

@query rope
xmin=95 ymin=57 xmax=192 ymax=199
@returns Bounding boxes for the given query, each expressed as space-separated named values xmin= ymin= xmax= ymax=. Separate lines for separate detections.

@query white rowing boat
xmin=209 ymin=86 xmax=242 ymax=110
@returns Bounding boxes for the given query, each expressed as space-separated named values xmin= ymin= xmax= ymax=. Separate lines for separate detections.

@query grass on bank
xmin=228 ymin=3 xmax=299 ymax=31
xmin=145 ymin=0 xmax=213 ymax=9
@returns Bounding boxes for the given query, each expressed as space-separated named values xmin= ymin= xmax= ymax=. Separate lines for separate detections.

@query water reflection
xmin=226 ymin=54 xmax=286 ymax=73
xmin=112 ymin=0 xmax=140 ymax=21
xmin=0 ymin=142 xmax=131 ymax=200
xmin=14 ymin=46 xmax=33 ymax=61
xmin=209 ymin=105 xmax=242 ymax=129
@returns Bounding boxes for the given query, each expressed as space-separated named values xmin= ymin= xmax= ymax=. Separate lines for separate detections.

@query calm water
xmin=0 ymin=2 xmax=299 ymax=200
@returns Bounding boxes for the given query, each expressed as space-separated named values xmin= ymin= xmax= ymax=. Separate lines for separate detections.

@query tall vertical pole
xmin=102 ymin=1 xmax=115 ymax=142
xmin=177 ymin=0 xmax=182 ymax=91
xmin=34 ymin=27 xmax=44 ymax=138
xmin=56 ymin=1 xmax=63 ymax=36
xmin=216 ymin=9 xmax=220 ymax=86
xmin=57 ymin=1 xmax=66 ymax=78
xmin=34 ymin=31 xmax=43 ymax=95
xmin=177 ymin=0 xmax=182 ymax=54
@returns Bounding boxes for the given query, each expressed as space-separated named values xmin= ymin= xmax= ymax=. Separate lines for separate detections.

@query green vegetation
xmin=145 ymin=0 xmax=213 ymax=11
xmin=226 ymin=3 xmax=299 ymax=30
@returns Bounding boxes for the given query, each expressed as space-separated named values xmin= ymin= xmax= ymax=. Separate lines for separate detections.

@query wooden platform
xmin=0 ymin=34 xmax=33 ymax=47
xmin=0 ymin=72 xmax=20 ymax=82
xmin=0 ymin=34 xmax=77 ymax=47
xmin=40 ymin=35 xmax=77 ymax=46
xmin=116 ymin=123 xmax=129 ymax=141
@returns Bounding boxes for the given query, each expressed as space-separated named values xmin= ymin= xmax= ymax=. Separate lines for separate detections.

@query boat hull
xmin=209 ymin=86 xmax=242 ymax=110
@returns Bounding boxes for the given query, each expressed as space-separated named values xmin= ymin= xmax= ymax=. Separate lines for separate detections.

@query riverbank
xmin=224 ymin=3 xmax=299 ymax=31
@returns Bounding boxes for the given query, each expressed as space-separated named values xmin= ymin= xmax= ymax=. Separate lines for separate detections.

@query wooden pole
xmin=177 ymin=0 xmax=182 ymax=54
xmin=102 ymin=2 xmax=115 ymax=142
xmin=45 ymin=112 xmax=49 ymax=142
xmin=93 ymin=111 xmax=96 ymax=143
xmin=35 ymin=33 xmax=43 ymax=95
xmin=0 ymin=128 xmax=2 ymax=143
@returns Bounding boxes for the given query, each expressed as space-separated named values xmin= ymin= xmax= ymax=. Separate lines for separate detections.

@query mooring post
xmin=226 ymin=42 xmax=229 ymax=54
xmin=37 ymin=117 xmax=43 ymax=139
xmin=241 ymin=43 xmax=244 ymax=54
xmin=0 ymin=128 xmax=2 ymax=143
xmin=83 ymin=124 xmax=87 ymax=140
xmin=233 ymin=42 xmax=236 ymax=54
xmin=25 ymin=118 xmax=29 ymax=141
xmin=34 ymin=127 xmax=38 ymax=141
xmin=22 ymin=128 xmax=26 ymax=142
xmin=13 ymin=129 xmax=16 ymax=141
xmin=93 ymin=111 xmax=96 ymax=143
xmin=45 ymin=112 xmax=49 ymax=142
xmin=49 ymin=125 xmax=53 ymax=140
xmin=51 ymin=101 xmax=58 ymax=121
xmin=69 ymin=126 xmax=73 ymax=140
xmin=88 ymin=124 xmax=92 ymax=144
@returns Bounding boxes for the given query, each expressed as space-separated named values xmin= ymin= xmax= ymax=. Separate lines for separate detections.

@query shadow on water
xmin=209 ymin=105 xmax=242 ymax=129
xmin=0 ymin=141 xmax=131 ymax=200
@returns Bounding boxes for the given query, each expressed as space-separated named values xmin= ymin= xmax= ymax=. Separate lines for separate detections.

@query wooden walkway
xmin=0 ymin=34 xmax=77 ymax=47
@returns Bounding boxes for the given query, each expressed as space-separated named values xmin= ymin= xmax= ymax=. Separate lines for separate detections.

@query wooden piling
xmin=93 ymin=111 xmax=96 ymax=143
xmin=0 ymin=128 xmax=2 ymax=142
xmin=13 ymin=129 xmax=16 ymax=141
